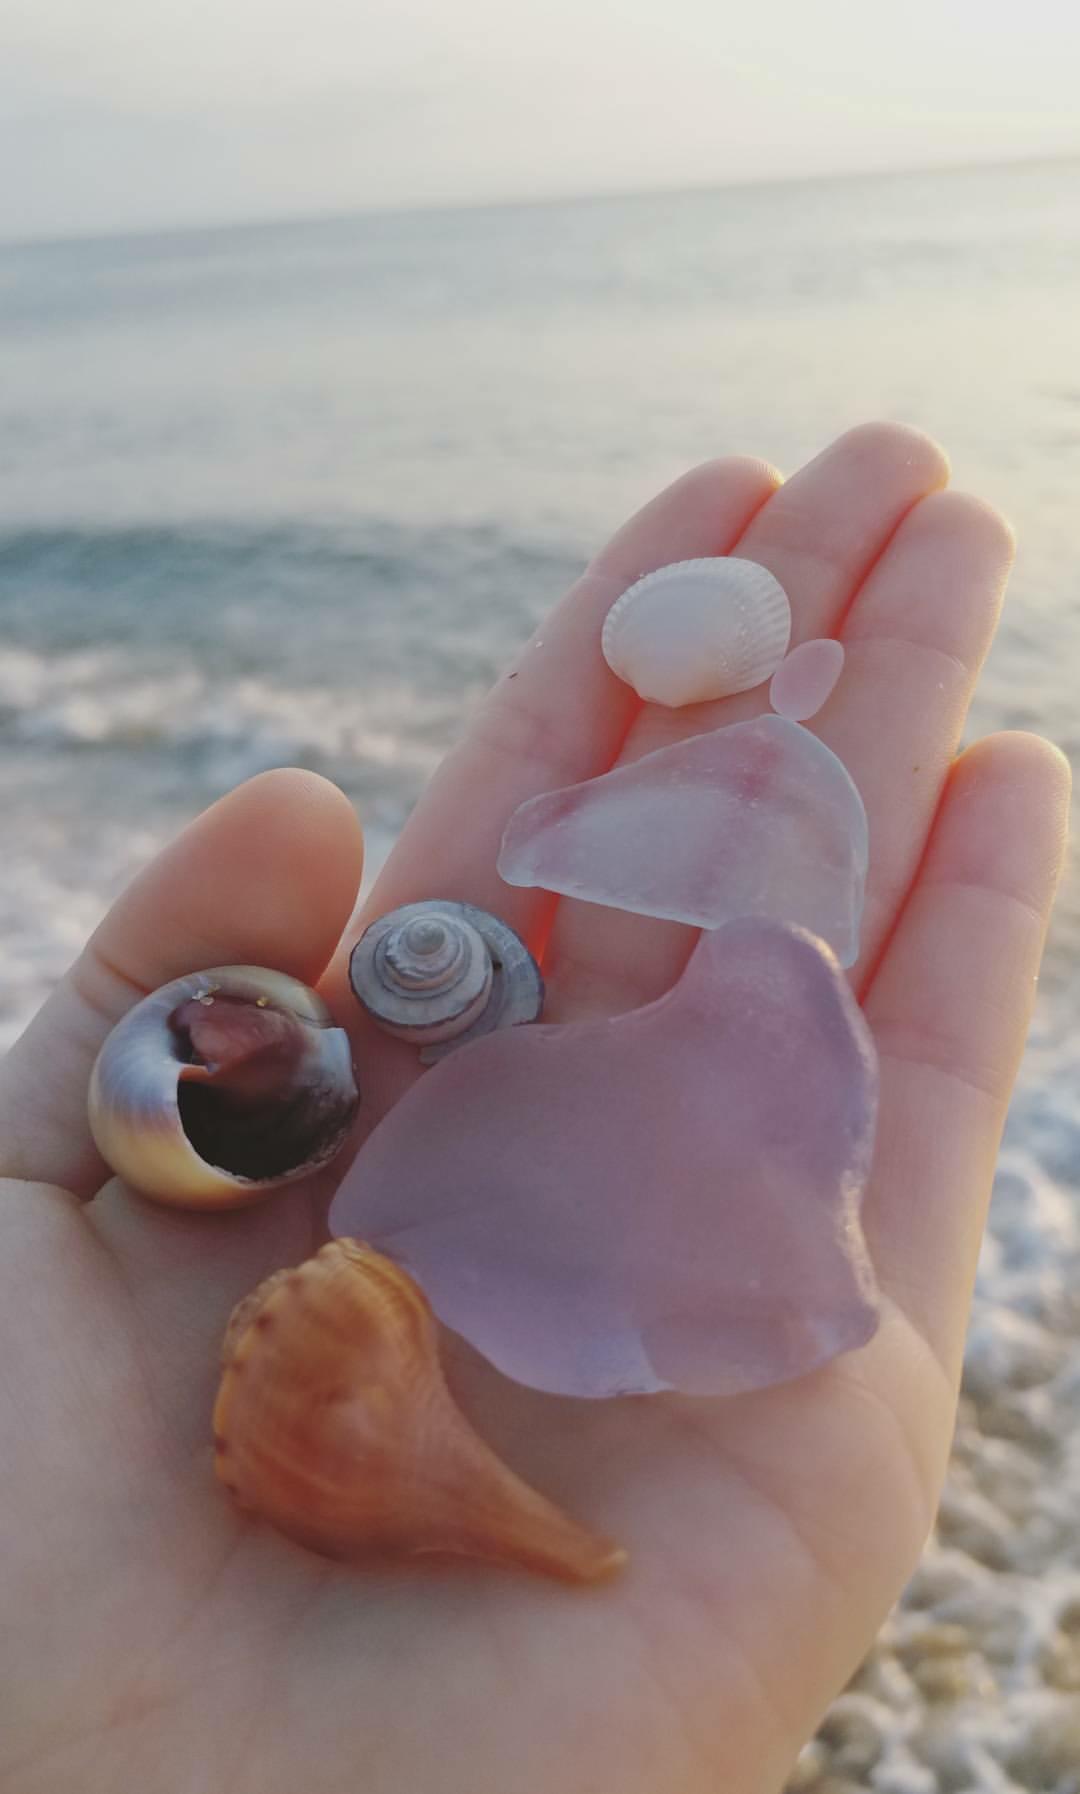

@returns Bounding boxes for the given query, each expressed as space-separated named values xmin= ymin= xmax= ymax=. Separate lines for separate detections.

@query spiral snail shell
xmin=349 ymin=900 xmax=543 ymax=1063
xmin=213 ymin=1239 xmax=626 ymax=1584
xmin=87 ymin=966 xmax=359 ymax=1208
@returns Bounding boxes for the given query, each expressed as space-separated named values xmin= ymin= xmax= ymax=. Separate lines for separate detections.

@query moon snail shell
xmin=213 ymin=1239 xmax=626 ymax=1585
xmin=87 ymin=966 xmax=359 ymax=1209
xmin=349 ymin=900 xmax=544 ymax=1063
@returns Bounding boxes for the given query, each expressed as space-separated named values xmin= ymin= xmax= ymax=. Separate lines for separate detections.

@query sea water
xmin=2 ymin=159 xmax=1080 ymax=1788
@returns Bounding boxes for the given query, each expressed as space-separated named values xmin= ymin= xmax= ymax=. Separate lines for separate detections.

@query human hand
xmin=0 ymin=424 xmax=1068 ymax=1794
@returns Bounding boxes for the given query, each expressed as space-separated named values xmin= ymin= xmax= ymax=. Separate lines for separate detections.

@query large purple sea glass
xmin=330 ymin=918 xmax=880 ymax=1399
xmin=496 ymin=715 xmax=868 ymax=966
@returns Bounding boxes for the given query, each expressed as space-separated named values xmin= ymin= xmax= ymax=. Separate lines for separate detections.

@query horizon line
xmin=3 ymin=144 xmax=1078 ymax=256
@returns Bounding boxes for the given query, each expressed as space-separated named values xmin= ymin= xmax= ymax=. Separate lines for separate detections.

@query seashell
xmin=349 ymin=900 xmax=543 ymax=1064
xmin=600 ymin=556 xmax=792 ymax=706
xmin=88 ymin=966 xmax=359 ymax=1209
xmin=213 ymin=1238 xmax=626 ymax=1584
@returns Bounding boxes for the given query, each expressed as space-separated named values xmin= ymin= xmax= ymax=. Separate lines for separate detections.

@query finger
xmin=360 ymin=454 xmax=781 ymax=943
xmin=821 ymin=490 xmax=1015 ymax=987
xmin=544 ymin=421 xmax=951 ymax=1018
xmin=0 ymin=770 xmax=364 ymax=1196
xmin=861 ymin=731 xmax=1070 ymax=1376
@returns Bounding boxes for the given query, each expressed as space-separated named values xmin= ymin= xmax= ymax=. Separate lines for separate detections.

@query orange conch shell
xmin=213 ymin=1239 xmax=626 ymax=1585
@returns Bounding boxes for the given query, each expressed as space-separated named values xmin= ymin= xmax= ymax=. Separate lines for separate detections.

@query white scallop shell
xmin=600 ymin=557 xmax=792 ymax=707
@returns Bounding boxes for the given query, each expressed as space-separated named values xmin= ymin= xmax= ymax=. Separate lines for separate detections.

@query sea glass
xmin=329 ymin=917 xmax=880 ymax=1400
xmin=497 ymin=715 xmax=868 ymax=966
xmin=769 ymin=639 xmax=845 ymax=723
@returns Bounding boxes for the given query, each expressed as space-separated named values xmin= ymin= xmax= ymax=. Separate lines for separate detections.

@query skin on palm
xmin=0 ymin=423 xmax=1069 ymax=1794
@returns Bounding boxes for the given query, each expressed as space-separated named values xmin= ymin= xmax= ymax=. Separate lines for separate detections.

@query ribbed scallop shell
xmin=600 ymin=557 xmax=792 ymax=707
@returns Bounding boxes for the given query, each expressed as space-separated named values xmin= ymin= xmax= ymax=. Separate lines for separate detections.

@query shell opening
xmin=171 ymin=996 xmax=351 ymax=1182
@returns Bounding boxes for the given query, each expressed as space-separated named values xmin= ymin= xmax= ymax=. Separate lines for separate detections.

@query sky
xmin=3 ymin=0 xmax=1079 ymax=242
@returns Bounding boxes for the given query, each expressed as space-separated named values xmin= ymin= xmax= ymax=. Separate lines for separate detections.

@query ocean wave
xmin=0 ymin=515 xmax=579 ymax=609
xmin=0 ymin=641 xmax=446 ymax=784
xmin=0 ymin=513 xmax=581 ymax=812
xmin=0 ymin=518 xmax=426 ymax=589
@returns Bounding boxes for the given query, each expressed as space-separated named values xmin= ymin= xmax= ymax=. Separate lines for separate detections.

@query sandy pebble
xmin=1003 ymin=1501 xmax=1078 ymax=1575
xmin=1001 ymin=1690 xmax=1080 ymax=1784
xmin=1047 ymin=1356 xmax=1080 ymax=1419
xmin=988 ymin=1160 xmax=1078 ymax=1266
xmin=785 ymin=1739 xmax=827 ymax=1790
xmin=987 ymin=1266 xmax=1080 ymax=1335
xmin=903 ymin=1548 xmax=993 ymax=1612
xmin=815 ymin=1693 xmax=888 ymax=1776
xmin=1006 ymin=1087 xmax=1080 ymax=1191
xmin=868 ymin=1759 xmax=938 ymax=1794
xmin=953 ymin=1418 xmax=983 ymax=1456
xmin=931 ymin=1585 xmax=1034 ymax=1666
xmin=1037 ymin=1629 xmax=1080 ymax=1692
xmin=908 ymin=1708 xmax=1040 ymax=1791
xmin=845 ymin=1648 xmax=920 ymax=1710
xmin=963 ymin=1308 xmax=1064 ymax=1403
xmin=955 ymin=1393 xmax=981 ymax=1434
xmin=1054 ymin=1591 xmax=1080 ymax=1635
xmin=893 ymin=1621 xmax=974 ymax=1665
xmin=969 ymin=1439 xmax=1041 ymax=1524
xmin=935 ymin=1484 xmax=1016 ymax=1570
xmin=976 ymin=1387 xmax=1063 ymax=1452
xmin=910 ymin=1709 xmax=993 ymax=1785
xmin=909 ymin=1653 xmax=993 ymax=1706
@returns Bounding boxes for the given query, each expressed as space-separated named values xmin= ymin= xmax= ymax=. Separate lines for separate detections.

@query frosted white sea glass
xmin=497 ymin=714 xmax=868 ymax=967
xmin=329 ymin=918 xmax=881 ymax=1400
xmin=769 ymin=639 xmax=845 ymax=722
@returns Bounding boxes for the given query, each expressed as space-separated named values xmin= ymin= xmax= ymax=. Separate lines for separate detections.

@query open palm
xmin=0 ymin=425 xmax=1068 ymax=1794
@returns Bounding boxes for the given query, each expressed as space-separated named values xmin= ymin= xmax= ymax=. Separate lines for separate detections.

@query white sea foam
xmin=0 ymin=644 xmax=443 ymax=779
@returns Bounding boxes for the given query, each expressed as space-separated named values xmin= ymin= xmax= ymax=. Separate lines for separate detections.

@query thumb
xmin=0 ymin=769 xmax=363 ymax=1197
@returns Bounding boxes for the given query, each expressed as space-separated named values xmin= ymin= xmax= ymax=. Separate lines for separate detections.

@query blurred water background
xmin=4 ymin=157 xmax=1080 ymax=1788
